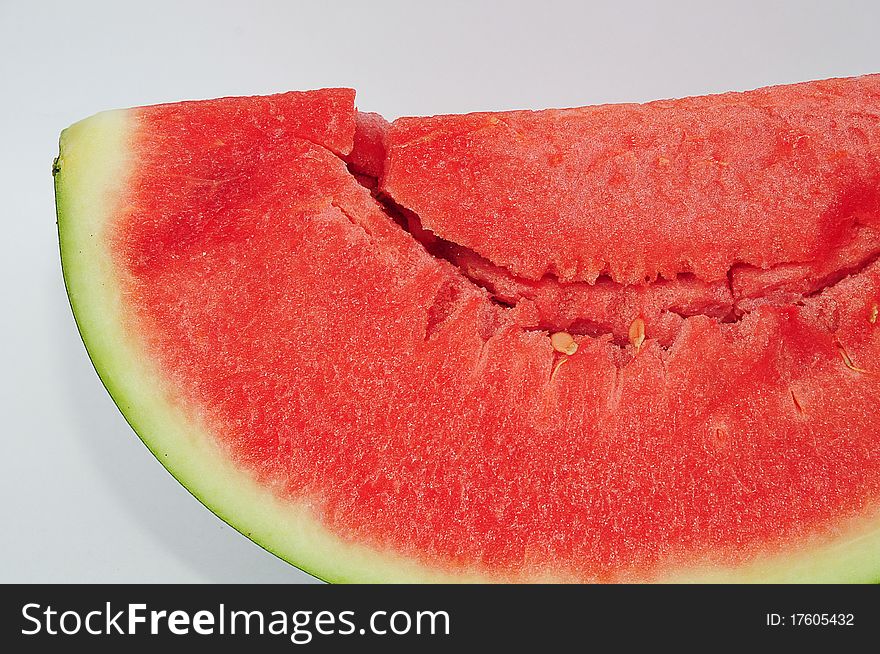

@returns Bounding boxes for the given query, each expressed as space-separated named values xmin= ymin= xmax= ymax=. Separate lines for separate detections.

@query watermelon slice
xmin=55 ymin=77 xmax=880 ymax=583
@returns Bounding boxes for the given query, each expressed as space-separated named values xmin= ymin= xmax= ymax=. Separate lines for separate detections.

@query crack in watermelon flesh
xmin=363 ymin=192 xmax=880 ymax=347
xmin=101 ymin=79 xmax=880 ymax=581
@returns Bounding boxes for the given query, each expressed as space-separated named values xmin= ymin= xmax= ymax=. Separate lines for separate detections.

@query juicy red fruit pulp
xmin=114 ymin=83 xmax=880 ymax=580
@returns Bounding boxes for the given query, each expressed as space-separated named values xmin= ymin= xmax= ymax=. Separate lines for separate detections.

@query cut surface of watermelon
xmin=56 ymin=78 xmax=880 ymax=582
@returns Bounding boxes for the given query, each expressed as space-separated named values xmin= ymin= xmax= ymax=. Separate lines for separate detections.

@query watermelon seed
xmin=790 ymin=389 xmax=805 ymax=416
xmin=550 ymin=331 xmax=578 ymax=355
xmin=870 ymin=304 xmax=878 ymax=324
xmin=837 ymin=344 xmax=868 ymax=374
xmin=710 ymin=427 xmax=728 ymax=449
xmin=628 ymin=317 xmax=646 ymax=352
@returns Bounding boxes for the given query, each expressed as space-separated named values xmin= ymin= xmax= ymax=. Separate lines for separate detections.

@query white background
xmin=2 ymin=0 xmax=879 ymax=583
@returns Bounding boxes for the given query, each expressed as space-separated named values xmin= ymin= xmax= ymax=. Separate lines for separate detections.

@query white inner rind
xmin=56 ymin=108 xmax=880 ymax=583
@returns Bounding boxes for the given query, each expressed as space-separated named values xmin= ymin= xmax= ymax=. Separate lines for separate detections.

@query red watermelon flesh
xmin=347 ymin=110 xmax=390 ymax=182
xmin=383 ymin=75 xmax=880 ymax=285
xmin=55 ymin=77 xmax=880 ymax=582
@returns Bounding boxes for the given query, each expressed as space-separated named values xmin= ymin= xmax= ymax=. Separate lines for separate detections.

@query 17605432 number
xmin=766 ymin=613 xmax=855 ymax=627
xmin=792 ymin=613 xmax=854 ymax=626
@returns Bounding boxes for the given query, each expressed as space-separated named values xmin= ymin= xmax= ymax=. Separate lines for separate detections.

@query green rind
xmin=56 ymin=108 xmax=880 ymax=583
